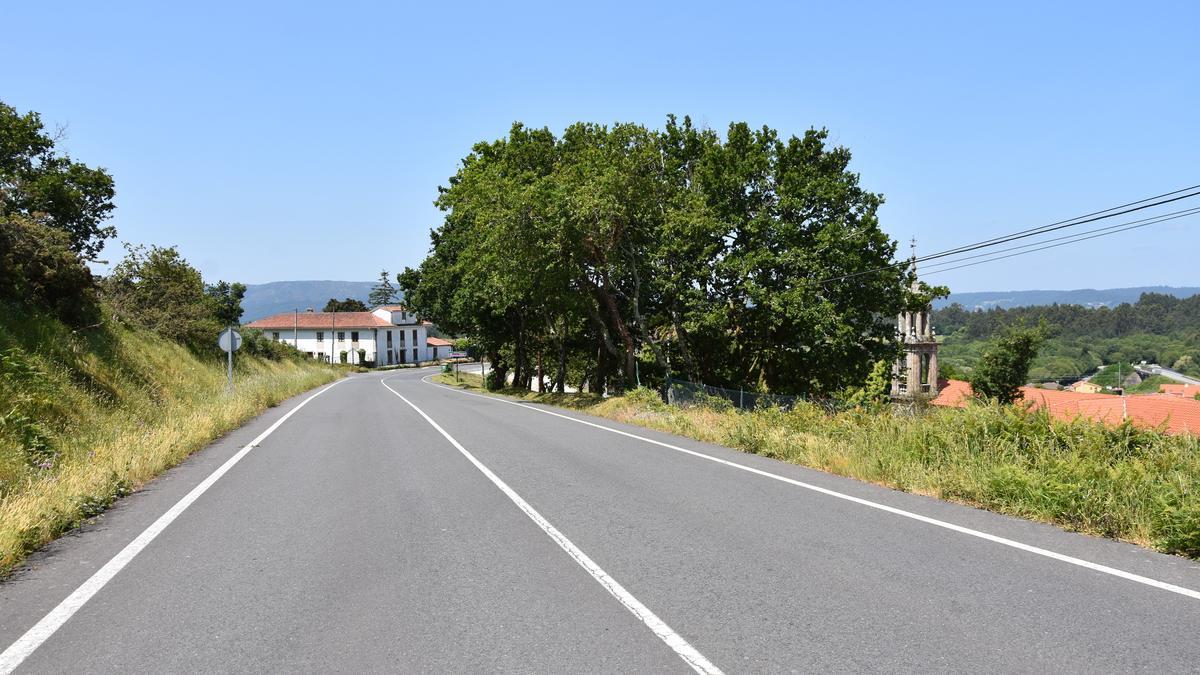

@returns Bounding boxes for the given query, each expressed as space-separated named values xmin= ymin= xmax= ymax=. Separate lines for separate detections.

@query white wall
xmin=266 ymin=328 xmax=377 ymax=364
xmin=370 ymin=309 xmax=432 ymax=363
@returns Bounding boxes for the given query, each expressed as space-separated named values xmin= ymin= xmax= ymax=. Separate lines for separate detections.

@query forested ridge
xmin=400 ymin=117 xmax=937 ymax=396
xmin=933 ymin=293 xmax=1200 ymax=381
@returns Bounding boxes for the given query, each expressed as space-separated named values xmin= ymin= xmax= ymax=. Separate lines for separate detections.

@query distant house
xmin=1072 ymin=381 xmax=1103 ymax=394
xmin=245 ymin=305 xmax=438 ymax=365
xmin=933 ymin=380 xmax=1200 ymax=435
xmin=1160 ymin=383 xmax=1200 ymax=397
xmin=427 ymin=336 xmax=453 ymax=360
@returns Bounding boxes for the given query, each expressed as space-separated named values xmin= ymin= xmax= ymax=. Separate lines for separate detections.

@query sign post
xmin=218 ymin=327 xmax=242 ymax=391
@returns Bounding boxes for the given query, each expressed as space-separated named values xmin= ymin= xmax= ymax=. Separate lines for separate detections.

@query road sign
xmin=218 ymin=328 xmax=242 ymax=353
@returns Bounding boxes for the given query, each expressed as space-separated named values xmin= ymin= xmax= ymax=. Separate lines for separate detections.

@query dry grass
xmin=0 ymin=310 xmax=339 ymax=574
xmin=433 ymin=373 xmax=1200 ymax=558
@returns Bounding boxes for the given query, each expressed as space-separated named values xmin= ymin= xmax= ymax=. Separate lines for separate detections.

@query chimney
xmin=305 ymin=308 xmax=314 ymax=313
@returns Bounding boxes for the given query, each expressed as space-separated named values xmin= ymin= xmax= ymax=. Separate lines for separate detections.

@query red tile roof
xmin=426 ymin=337 xmax=453 ymax=347
xmin=932 ymin=379 xmax=1200 ymax=435
xmin=245 ymin=312 xmax=392 ymax=329
xmin=375 ymin=305 xmax=407 ymax=311
xmin=1160 ymin=383 xmax=1200 ymax=397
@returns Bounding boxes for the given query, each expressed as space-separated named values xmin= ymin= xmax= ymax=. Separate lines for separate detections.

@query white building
xmin=245 ymin=305 xmax=443 ymax=366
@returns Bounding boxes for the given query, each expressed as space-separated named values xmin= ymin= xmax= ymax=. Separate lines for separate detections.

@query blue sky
xmin=5 ymin=1 xmax=1197 ymax=292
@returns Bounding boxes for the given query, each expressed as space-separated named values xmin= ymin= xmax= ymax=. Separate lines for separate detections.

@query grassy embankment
xmin=434 ymin=370 xmax=1200 ymax=558
xmin=0 ymin=308 xmax=340 ymax=574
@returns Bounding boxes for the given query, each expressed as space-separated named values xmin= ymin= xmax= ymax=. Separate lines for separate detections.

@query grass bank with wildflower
xmin=434 ymin=371 xmax=1200 ymax=558
xmin=0 ymin=307 xmax=339 ymax=574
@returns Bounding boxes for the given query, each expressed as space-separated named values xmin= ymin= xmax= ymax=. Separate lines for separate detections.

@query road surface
xmin=1137 ymin=364 xmax=1200 ymax=387
xmin=2 ymin=368 xmax=1199 ymax=673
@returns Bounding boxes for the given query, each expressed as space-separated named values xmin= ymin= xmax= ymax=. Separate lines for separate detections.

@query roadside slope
xmin=0 ymin=306 xmax=339 ymax=573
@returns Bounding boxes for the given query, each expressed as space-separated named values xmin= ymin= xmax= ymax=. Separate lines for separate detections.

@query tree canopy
xmin=968 ymin=324 xmax=1047 ymax=403
xmin=0 ymin=102 xmax=116 ymax=261
xmin=206 ymin=281 xmax=247 ymax=326
xmin=400 ymin=117 xmax=922 ymax=395
xmin=323 ymin=297 xmax=369 ymax=312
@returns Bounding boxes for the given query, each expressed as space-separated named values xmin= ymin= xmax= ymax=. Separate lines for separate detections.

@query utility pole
xmin=331 ymin=310 xmax=336 ymax=364
xmin=293 ymin=309 xmax=298 ymax=349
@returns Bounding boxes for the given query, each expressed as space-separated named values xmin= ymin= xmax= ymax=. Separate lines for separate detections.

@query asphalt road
xmin=2 ymin=367 xmax=1200 ymax=673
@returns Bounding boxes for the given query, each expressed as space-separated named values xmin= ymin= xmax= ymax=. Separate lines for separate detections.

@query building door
xmin=412 ymin=347 xmax=418 ymax=363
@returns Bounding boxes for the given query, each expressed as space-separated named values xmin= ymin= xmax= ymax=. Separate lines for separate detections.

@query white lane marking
xmin=423 ymin=376 xmax=1200 ymax=602
xmin=0 ymin=379 xmax=347 ymax=674
xmin=380 ymin=379 xmax=722 ymax=675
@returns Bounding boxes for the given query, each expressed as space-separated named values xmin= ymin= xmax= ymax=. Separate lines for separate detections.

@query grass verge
xmin=432 ymin=372 xmax=1200 ymax=558
xmin=0 ymin=308 xmax=339 ymax=575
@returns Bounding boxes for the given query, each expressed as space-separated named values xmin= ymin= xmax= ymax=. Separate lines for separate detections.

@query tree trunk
xmin=595 ymin=279 xmax=636 ymax=385
xmin=513 ymin=313 xmax=526 ymax=390
xmin=555 ymin=324 xmax=567 ymax=393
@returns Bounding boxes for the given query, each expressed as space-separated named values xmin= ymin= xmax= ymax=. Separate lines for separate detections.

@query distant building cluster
xmin=245 ymin=305 xmax=452 ymax=365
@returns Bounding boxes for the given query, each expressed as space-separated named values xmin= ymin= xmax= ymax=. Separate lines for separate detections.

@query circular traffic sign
xmin=218 ymin=328 xmax=242 ymax=353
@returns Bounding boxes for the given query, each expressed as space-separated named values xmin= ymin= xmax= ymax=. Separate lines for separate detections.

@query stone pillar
xmin=907 ymin=351 xmax=921 ymax=394
xmin=928 ymin=350 xmax=938 ymax=394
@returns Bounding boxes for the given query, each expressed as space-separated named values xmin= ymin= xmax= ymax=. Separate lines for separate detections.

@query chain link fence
xmin=664 ymin=377 xmax=843 ymax=413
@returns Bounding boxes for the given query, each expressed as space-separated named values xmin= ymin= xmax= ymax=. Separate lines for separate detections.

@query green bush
xmin=0 ymin=216 xmax=100 ymax=327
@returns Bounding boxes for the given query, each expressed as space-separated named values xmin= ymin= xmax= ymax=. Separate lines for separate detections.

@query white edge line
xmin=0 ymin=378 xmax=347 ymax=674
xmin=421 ymin=374 xmax=1200 ymax=602
xmin=380 ymin=378 xmax=722 ymax=675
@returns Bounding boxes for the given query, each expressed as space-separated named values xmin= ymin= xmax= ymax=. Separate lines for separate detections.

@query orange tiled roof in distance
xmin=245 ymin=312 xmax=392 ymax=329
xmin=931 ymin=379 xmax=1200 ymax=435
xmin=426 ymin=337 xmax=453 ymax=347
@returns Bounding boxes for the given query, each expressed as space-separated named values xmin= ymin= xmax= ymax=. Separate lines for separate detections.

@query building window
xmin=350 ymin=331 xmax=359 ymax=343
xmin=412 ymin=347 xmax=418 ymax=362
xmin=316 ymin=332 xmax=324 ymax=342
xmin=272 ymin=332 xmax=279 ymax=340
xmin=412 ymin=329 xmax=417 ymax=343
xmin=386 ymin=330 xmax=392 ymax=345
xmin=337 ymin=331 xmax=345 ymax=341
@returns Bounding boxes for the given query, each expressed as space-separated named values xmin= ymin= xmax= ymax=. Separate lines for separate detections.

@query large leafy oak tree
xmin=400 ymin=117 xmax=926 ymax=396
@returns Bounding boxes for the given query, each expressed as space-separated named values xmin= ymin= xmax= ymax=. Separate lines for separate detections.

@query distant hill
xmin=934 ymin=286 xmax=1200 ymax=311
xmin=242 ymin=280 xmax=379 ymax=322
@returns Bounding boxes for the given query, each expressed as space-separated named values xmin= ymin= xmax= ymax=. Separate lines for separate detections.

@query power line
xmin=920 ymin=206 xmax=1200 ymax=273
xmin=806 ymin=183 xmax=1200 ymax=287
xmin=920 ymin=210 xmax=1197 ymax=277
xmin=917 ymin=184 xmax=1200 ymax=264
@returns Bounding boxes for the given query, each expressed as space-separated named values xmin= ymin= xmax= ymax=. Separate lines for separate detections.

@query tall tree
xmin=0 ymin=101 xmax=116 ymax=260
xmin=368 ymin=269 xmax=399 ymax=306
xmin=969 ymin=324 xmax=1047 ymax=403
xmin=206 ymin=281 xmax=247 ymax=326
